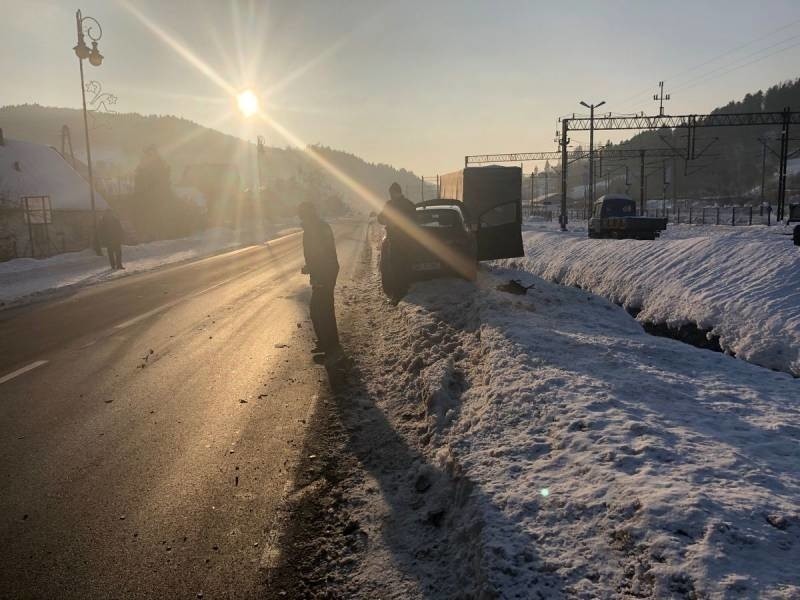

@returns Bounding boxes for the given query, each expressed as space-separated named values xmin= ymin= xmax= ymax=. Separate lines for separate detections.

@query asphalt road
xmin=0 ymin=221 xmax=364 ymax=600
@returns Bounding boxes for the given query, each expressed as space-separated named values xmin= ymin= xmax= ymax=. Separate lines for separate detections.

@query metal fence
xmin=524 ymin=204 xmax=774 ymax=226
xmin=524 ymin=207 xmax=590 ymax=221
xmin=641 ymin=206 xmax=773 ymax=226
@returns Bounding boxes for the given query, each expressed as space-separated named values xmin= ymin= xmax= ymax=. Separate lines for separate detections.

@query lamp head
xmin=74 ymin=40 xmax=90 ymax=60
xmin=88 ymin=41 xmax=103 ymax=66
xmin=579 ymin=101 xmax=590 ymax=109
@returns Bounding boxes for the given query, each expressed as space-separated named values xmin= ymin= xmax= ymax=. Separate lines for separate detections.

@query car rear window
xmin=415 ymin=208 xmax=462 ymax=228
xmin=602 ymin=198 xmax=635 ymax=216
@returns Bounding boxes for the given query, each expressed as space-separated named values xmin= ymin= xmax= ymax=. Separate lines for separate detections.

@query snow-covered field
xmin=0 ymin=225 xmax=300 ymax=308
xmin=332 ymin=230 xmax=800 ymax=598
xmin=502 ymin=221 xmax=800 ymax=377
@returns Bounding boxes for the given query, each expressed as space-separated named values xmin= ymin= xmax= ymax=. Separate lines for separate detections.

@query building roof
xmin=0 ymin=138 xmax=109 ymax=210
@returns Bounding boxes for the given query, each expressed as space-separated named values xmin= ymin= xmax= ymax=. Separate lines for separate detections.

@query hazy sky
xmin=3 ymin=0 xmax=800 ymax=174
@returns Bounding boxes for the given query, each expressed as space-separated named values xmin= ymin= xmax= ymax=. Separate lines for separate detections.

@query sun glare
xmin=237 ymin=89 xmax=259 ymax=117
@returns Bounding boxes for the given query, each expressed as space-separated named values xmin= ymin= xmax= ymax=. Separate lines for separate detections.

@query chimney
xmin=0 ymin=128 xmax=4 ymax=146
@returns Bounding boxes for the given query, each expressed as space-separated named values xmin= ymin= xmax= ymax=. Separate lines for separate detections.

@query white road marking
xmin=0 ymin=360 xmax=49 ymax=385
xmin=113 ymin=305 xmax=171 ymax=329
xmin=193 ymin=281 xmax=228 ymax=296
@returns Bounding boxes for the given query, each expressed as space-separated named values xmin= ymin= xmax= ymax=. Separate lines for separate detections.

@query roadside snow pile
xmin=505 ymin=222 xmax=800 ymax=376
xmin=0 ymin=225 xmax=299 ymax=307
xmin=392 ymin=270 xmax=800 ymax=598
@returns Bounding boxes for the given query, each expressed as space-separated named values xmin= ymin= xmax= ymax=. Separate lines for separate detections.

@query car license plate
xmin=412 ymin=261 xmax=441 ymax=272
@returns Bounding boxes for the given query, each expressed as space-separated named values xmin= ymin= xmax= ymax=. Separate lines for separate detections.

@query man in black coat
xmin=378 ymin=182 xmax=416 ymax=249
xmin=298 ymin=202 xmax=340 ymax=356
xmin=377 ymin=182 xmax=416 ymax=300
xmin=99 ymin=211 xmax=124 ymax=270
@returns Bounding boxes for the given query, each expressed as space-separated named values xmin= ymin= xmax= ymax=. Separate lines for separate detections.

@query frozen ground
xmin=502 ymin=220 xmax=800 ymax=377
xmin=0 ymin=225 xmax=300 ymax=308
xmin=305 ymin=226 xmax=800 ymax=598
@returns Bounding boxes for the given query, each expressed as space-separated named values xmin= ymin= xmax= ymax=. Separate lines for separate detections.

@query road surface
xmin=0 ymin=221 xmax=364 ymax=599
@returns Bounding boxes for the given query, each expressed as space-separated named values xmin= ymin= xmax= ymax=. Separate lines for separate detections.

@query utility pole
xmin=421 ymin=176 xmax=425 ymax=203
xmin=759 ymin=137 xmax=768 ymax=204
xmin=639 ymin=149 xmax=646 ymax=215
xmin=625 ymin=165 xmax=630 ymax=194
xmin=559 ymin=119 xmax=569 ymax=230
xmin=580 ymin=100 xmax=605 ymax=204
xmin=598 ymin=150 xmax=603 ymax=197
xmin=530 ymin=172 xmax=535 ymax=202
xmin=654 ymin=81 xmax=671 ymax=117
xmin=672 ymin=156 xmax=677 ymax=208
xmin=777 ymin=107 xmax=791 ymax=221
xmin=583 ymin=163 xmax=594 ymax=213
xmin=256 ymin=135 xmax=265 ymax=213
xmin=544 ymin=168 xmax=549 ymax=201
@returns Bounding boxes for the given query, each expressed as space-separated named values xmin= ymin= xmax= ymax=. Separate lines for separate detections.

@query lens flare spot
xmin=540 ymin=488 xmax=550 ymax=498
xmin=236 ymin=89 xmax=259 ymax=117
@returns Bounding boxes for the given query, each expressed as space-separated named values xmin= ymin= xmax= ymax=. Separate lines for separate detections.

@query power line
xmin=612 ymin=19 xmax=800 ymax=109
xmin=673 ymin=34 xmax=800 ymax=92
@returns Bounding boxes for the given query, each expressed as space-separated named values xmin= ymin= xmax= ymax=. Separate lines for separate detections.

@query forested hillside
xmin=0 ymin=104 xmax=423 ymax=213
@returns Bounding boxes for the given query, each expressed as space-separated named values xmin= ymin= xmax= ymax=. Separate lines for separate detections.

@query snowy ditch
xmin=310 ymin=228 xmax=799 ymax=598
xmin=502 ymin=221 xmax=800 ymax=377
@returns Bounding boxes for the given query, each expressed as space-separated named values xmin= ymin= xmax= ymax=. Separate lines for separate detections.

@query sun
xmin=236 ymin=89 xmax=259 ymax=117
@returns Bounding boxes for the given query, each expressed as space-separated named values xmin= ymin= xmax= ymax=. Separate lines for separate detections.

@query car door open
xmin=475 ymin=200 xmax=524 ymax=260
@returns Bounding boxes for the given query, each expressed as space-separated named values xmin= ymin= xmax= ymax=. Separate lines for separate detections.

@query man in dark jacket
xmin=377 ymin=182 xmax=416 ymax=300
xmin=99 ymin=211 xmax=124 ymax=270
xmin=298 ymin=202 xmax=340 ymax=355
xmin=378 ymin=182 xmax=416 ymax=247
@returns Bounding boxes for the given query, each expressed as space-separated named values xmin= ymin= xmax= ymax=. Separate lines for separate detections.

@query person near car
xmin=377 ymin=182 xmax=416 ymax=298
xmin=298 ymin=201 xmax=341 ymax=356
xmin=99 ymin=211 xmax=124 ymax=270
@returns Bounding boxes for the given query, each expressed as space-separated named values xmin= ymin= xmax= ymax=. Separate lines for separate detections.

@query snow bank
xmin=394 ymin=271 xmax=800 ymax=597
xmin=0 ymin=225 xmax=300 ymax=307
xmin=503 ymin=221 xmax=800 ymax=376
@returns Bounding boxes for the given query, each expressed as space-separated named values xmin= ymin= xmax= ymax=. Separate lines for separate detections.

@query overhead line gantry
xmin=557 ymin=108 xmax=800 ymax=227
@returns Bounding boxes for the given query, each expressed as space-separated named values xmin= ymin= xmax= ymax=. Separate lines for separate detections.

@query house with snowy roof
xmin=0 ymin=129 xmax=109 ymax=260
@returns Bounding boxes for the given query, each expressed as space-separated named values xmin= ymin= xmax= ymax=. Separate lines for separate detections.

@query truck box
xmin=438 ymin=166 xmax=524 ymax=260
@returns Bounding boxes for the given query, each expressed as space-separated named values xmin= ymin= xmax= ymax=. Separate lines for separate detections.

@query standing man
xmin=298 ymin=202 xmax=341 ymax=357
xmin=378 ymin=182 xmax=416 ymax=300
xmin=99 ymin=211 xmax=124 ymax=270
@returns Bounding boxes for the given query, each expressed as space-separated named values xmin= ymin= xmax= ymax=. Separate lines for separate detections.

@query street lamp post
xmin=74 ymin=9 xmax=105 ymax=255
xmin=580 ymin=100 xmax=605 ymax=204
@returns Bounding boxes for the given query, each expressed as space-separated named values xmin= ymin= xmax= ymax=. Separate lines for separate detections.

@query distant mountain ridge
xmin=0 ymin=104 xmax=425 ymax=212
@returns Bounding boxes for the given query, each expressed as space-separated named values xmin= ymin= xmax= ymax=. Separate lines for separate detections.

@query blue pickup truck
xmin=588 ymin=194 xmax=668 ymax=240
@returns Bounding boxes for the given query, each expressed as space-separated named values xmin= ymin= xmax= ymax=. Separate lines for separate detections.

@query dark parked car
xmin=380 ymin=201 xmax=477 ymax=296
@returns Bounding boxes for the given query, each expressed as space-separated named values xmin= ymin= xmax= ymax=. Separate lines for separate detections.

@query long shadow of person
xmin=318 ymin=347 xmax=557 ymax=599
